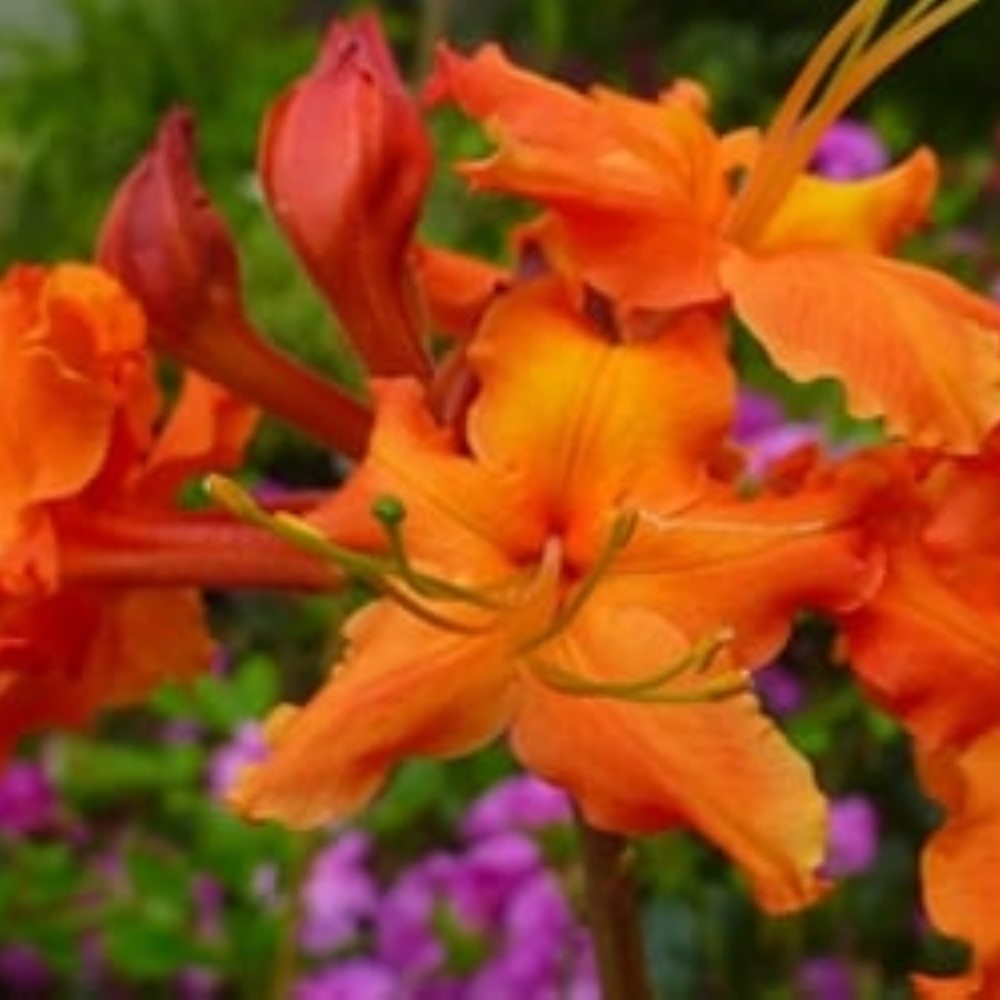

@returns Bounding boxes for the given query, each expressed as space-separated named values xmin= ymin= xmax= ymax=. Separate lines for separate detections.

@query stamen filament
xmin=728 ymin=0 xmax=979 ymax=244
xmin=524 ymin=629 xmax=745 ymax=704
xmin=518 ymin=510 xmax=638 ymax=655
xmin=208 ymin=477 xmax=509 ymax=633
xmin=371 ymin=496 xmax=507 ymax=609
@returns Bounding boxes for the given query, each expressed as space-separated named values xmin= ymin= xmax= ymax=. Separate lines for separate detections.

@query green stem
xmin=270 ymin=831 xmax=322 ymax=1000
xmin=575 ymin=808 xmax=655 ymax=1000
xmin=414 ymin=0 xmax=451 ymax=82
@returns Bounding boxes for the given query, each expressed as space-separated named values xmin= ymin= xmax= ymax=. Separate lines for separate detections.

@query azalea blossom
xmin=0 ymin=262 xmax=327 ymax=761
xmin=230 ymin=277 xmax=879 ymax=913
xmin=427 ymin=0 xmax=1000 ymax=452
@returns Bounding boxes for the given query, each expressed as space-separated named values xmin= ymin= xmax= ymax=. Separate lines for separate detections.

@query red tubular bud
xmin=260 ymin=12 xmax=433 ymax=379
xmin=97 ymin=108 xmax=373 ymax=459
xmin=97 ymin=108 xmax=243 ymax=338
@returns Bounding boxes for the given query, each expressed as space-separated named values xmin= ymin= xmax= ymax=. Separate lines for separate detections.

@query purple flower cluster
xmin=0 ymin=759 xmax=58 ymax=837
xmin=810 ymin=119 xmax=889 ymax=180
xmin=294 ymin=775 xmax=597 ymax=999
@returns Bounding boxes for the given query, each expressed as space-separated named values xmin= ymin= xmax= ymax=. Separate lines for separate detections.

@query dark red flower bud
xmin=96 ymin=108 xmax=373 ymax=459
xmin=260 ymin=12 xmax=432 ymax=379
xmin=96 ymin=108 xmax=244 ymax=339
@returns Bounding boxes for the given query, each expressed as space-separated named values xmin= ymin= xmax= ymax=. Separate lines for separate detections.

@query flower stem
xmin=270 ymin=830 xmax=322 ymax=1000
xmin=574 ymin=809 xmax=655 ymax=1000
xmin=61 ymin=512 xmax=338 ymax=591
xmin=164 ymin=316 xmax=373 ymax=460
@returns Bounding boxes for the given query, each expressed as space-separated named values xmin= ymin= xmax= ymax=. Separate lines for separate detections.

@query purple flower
xmin=795 ymin=956 xmax=855 ymax=999
xmin=375 ymin=852 xmax=455 ymax=978
xmin=0 ymin=760 xmax=58 ymax=836
xmin=300 ymin=831 xmax=379 ymax=955
xmin=461 ymin=775 xmax=571 ymax=842
xmin=175 ymin=966 xmax=222 ymax=999
xmin=754 ymin=662 xmax=806 ymax=717
xmin=734 ymin=391 xmax=822 ymax=479
xmin=823 ymin=794 xmax=880 ymax=878
xmin=207 ymin=722 xmax=268 ymax=799
xmin=295 ymin=958 xmax=399 ymax=1000
xmin=0 ymin=944 xmax=51 ymax=995
xmin=374 ymin=831 xmax=596 ymax=996
xmin=811 ymin=119 xmax=889 ymax=179
xmin=467 ymin=869 xmax=595 ymax=998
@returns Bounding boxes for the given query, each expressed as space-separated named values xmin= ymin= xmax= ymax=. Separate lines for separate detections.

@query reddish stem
xmin=164 ymin=316 xmax=373 ymax=460
xmin=61 ymin=512 xmax=337 ymax=591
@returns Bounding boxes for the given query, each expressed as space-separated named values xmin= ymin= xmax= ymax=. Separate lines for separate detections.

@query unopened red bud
xmin=96 ymin=108 xmax=244 ymax=340
xmin=96 ymin=108 xmax=373 ymax=459
xmin=260 ymin=12 xmax=432 ymax=379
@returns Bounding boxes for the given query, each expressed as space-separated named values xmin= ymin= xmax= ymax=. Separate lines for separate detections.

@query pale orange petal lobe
xmin=721 ymin=248 xmax=1000 ymax=452
xmin=230 ymin=604 xmax=517 ymax=828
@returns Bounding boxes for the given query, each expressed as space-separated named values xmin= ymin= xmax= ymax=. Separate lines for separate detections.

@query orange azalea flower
xmin=428 ymin=0 xmax=1000 ymax=452
xmin=0 ymin=262 xmax=327 ymax=761
xmin=230 ymin=278 xmax=879 ymax=913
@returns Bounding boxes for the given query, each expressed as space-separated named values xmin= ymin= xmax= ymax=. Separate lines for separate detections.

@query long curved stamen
xmin=728 ymin=0 xmax=979 ymax=245
xmin=205 ymin=476 xmax=548 ymax=635
xmin=525 ymin=629 xmax=746 ymax=704
xmin=370 ymin=495 xmax=508 ymax=609
xmin=518 ymin=509 xmax=638 ymax=655
xmin=207 ymin=474 xmax=391 ymax=581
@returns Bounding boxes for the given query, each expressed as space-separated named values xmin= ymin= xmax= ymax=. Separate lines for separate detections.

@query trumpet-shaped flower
xmin=428 ymin=0 xmax=1000 ymax=452
xmin=0 ymin=262 xmax=287 ymax=761
xmin=230 ymin=278 xmax=879 ymax=913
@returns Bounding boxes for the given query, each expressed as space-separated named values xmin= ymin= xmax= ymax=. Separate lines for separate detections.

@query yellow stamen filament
xmin=727 ymin=0 xmax=979 ymax=244
xmin=518 ymin=510 xmax=638 ymax=655
xmin=524 ymin=629 xmax=747 ymax=703
xmin=209 ymin=480 xmax=751 ymax=705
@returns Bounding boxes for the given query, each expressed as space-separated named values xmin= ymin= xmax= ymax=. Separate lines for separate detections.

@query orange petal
xmin=752 ymin=148 xmax=937 ymax=254
xmin=411 ymin=243 xmax=507 ymax=339
xmin=612 ymin=466 xmax=880 ymax=667
xmin=309 ymin=378 xmax=543 ymax=574
xmin=842 ymin=544 xmax=1000 ymax=751
xmin=721 ymin=247 xmax=1000 ymax=452
xmin=511 ymin=602 xmax=829 ymax=913
xmin=229 ymin=602 xmax=517 ymax=828
xmin=136 ymin=373 xmax=258 ymax=503
xmin=0 ymin=264 xmax=148 ymax=548
xmin=466 ymin=279 xmax=733 ymax=561
xmin=0 ymin=587 xmax=212 ymax=762
xmin=429 ymin=45 xmax=727 ymax=311
xmin=427 ymin=44 xmax=617 ymax=176
xmin=916 ymin=729 xmax=1000 ymax=996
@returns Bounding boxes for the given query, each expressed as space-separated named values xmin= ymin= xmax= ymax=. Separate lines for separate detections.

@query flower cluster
xmin=2 ymin=0 xmax=1000 ymax=993
xmin=294 ymin=775 xmax=595 ymax=999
